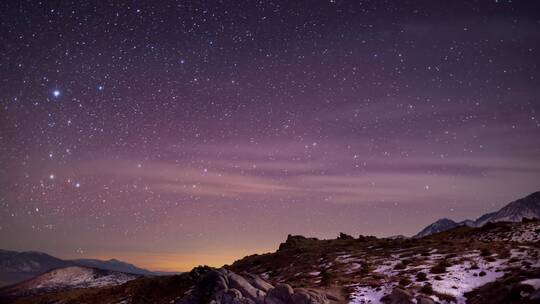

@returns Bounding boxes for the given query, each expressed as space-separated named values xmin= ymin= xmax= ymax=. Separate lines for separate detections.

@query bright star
xmin=53 ymin=90 xmax=60 ymax=97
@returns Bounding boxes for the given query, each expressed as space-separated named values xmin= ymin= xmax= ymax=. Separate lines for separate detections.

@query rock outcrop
xmin=381 ymin=288 xmax=414 ymax=304
xmin=278 ymin=235 xmax=319 ymax=252
xmin=178 ymin=267 xmax=329 ymax=304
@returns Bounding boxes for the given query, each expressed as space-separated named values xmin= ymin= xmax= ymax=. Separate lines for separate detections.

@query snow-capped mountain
xmin=474 ymin=191 xmax=540 ymax=226
xmin=0 ymin=250 xmax=67 ymax=287
xmin=0 ymin=249 xmax=155 ymax=287
xmin=1 ymin=266 xmax=138 ymax=296
xmin=414 ymin=218 xmax=459 ymax=238
xmin=416 ymin=191 xmax=540 ymax=237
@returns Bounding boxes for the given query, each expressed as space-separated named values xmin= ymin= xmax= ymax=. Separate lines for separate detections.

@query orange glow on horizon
xmin=64 ymin=247 xmax=274 ymax=272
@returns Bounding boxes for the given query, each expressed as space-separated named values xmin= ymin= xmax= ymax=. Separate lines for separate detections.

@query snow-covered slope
xmin=0 ymin=250 xmax=67 ymax=287
xmin=2 ymin=266 xmax=138 ymax=296
xmin=0 ymin=250 xmax=155 ymax=287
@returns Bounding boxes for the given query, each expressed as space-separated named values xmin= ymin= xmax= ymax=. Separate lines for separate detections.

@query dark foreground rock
xmin=177 ymin=267 xmax=329 ymax=304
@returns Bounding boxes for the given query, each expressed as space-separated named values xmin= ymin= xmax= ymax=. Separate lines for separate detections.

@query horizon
xmin=2 ymin=189 xmax=538 ymax=272
xmin=2 ymin=1 xmax=540 ymax=274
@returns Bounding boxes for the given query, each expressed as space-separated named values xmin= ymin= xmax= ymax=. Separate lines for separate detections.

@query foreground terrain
xmin=1 ymin=219 xmax=539 ymax=304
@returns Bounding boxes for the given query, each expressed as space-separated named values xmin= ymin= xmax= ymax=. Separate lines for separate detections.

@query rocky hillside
xmin=416 ymin=191 xmax=540 ymax=237
xmin=2 ymin=219 xmax=539 ymax=304
xmin=228 ymin=221 xmax=540 ymax=304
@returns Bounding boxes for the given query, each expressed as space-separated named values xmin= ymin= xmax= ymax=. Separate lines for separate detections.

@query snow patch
xmin=349 ymin=283 xmax=393 ymax=304
xmin=522 ymin=278 xmax=540 ymax=289
xmin=430 ymin=259 xmax=505 ymax=304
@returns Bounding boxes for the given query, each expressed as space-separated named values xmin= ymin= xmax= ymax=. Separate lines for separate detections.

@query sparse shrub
xmin=430 ymin=259 xmax=451 ymax=274
xmin=416 ymin=272 xmax=428 ymax=281
xmin=399 ymin=277 xmax=412 ymax=286
xmin=437 ymin=293 xmax=457 ymax=302
xmin=394 ymin=263 xmax=406 ymax=270
xmin=480 ymin=248 xmax=492 ymax=256
xmin=430 ymin=265 xmax=446 ymax=274
xmin=498 ymin=251 xmax=510 ymax=259
xmin=360 ymin=263 xmax=371 ymax=274
xmin=479 ymin=271 xmax=486 ymax=277
xmin=470 ymin=263 xmax=479 ymax=270
xmin=434 ymin=275 xmax=443 ymax=280
xmin=485 ymin=256 xmax=496 ymax=262
xmin=401 ymin=258 xmax=413 ymax=265
xmin=440 ymin=259 xmax=451 ymax=267
xmin=420 ymin=283 xmax=433 ymax=294
xmin=320 ymin=269 xmax=334 ymax=286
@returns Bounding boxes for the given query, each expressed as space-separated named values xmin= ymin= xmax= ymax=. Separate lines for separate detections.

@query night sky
xmin=1 ymin=1 xmax=540 ymax=271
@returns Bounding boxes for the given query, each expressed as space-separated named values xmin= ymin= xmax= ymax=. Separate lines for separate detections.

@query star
xmin=52 ymin=90 xmax=60 ymax=97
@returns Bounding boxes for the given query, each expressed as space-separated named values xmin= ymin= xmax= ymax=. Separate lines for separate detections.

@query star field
xmin=1 ymin=0 xmax=540 ymax=271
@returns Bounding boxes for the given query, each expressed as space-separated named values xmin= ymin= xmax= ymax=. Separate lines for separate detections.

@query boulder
xmin=266 ymin=284 xmax=294 ymax=303
xmin=291 ymin=288 xmax=329 ymax=304
xmin=381 ymin=288 xmax=414 ymax=304
xmin=278 ymin=235 xmax=318 ymax=251
xmin=228 ymin=272 xmax=265 ymax=301
xmin=177 ymin=268 xmax=329 ymax=304
xmin=338 ymin=233 xmax=354 ymax=240
xmin=244 ymin=273 xmax=274 ymax=292
xmin=416 ymin=295 xmax=437 ymax=304
xmin=221 ymin=288 xmax=243 ymax=304
xmin=264 ymin=296 xmax=287 ymax=304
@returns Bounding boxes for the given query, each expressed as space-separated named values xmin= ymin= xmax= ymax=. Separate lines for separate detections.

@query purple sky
xmin=1 ymin=0 xmax=539 ymax=271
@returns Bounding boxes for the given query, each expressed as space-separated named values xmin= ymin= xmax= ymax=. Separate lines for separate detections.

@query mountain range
xmin=415 ymin=191 xmax=540 ymax=237
xmin=0 ymin=249 xmax=155 ymax=287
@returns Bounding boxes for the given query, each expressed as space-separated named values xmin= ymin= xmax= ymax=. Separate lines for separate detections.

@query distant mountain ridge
xmin=0 ymin=249 xmax=156 ymax=287
xmin=415 ymin=191 xmax=540 ymax=237
xmin=71 ymin=258 xmax=155 ymax=276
